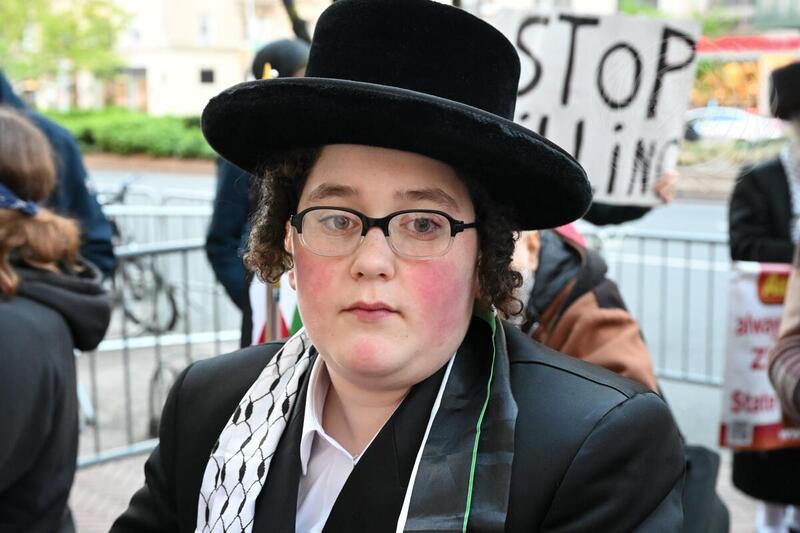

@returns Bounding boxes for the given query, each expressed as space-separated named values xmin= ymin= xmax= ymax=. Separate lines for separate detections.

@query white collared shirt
xmin=295 ymin=355 xmax=455 ymax=533
xmin=295 ymin=358 xmax=381 ymax=533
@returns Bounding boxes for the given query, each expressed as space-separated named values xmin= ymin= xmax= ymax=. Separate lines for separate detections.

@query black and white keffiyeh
xmin=196 ymin=330 xmax=312 ymax=532
xmin=197 ymin=314 xmax=517 ymax=533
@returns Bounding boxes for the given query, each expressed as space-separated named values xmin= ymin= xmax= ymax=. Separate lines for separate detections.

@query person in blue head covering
xmin=0 ymin=71 xmax=116 ymax=276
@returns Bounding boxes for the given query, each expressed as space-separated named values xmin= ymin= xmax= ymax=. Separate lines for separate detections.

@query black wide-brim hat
xmin=202 ymin=0 xmax=591 ymax=230
xmin=770 ymin=61 xmax=800 ymax=121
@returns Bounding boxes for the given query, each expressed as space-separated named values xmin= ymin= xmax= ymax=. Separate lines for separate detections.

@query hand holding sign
xmin=654 ymin=169 xmax=679 ymax=204
xmin=491 ymin=11 xmax=699 ymax=206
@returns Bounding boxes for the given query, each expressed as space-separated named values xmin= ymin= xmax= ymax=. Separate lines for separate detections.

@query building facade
xmin=98 ymin=0 xmax=329 ymax=116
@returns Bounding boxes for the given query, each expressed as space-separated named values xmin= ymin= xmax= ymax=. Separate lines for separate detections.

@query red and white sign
xmin=720 ymin=262 xmax=800 ymax=450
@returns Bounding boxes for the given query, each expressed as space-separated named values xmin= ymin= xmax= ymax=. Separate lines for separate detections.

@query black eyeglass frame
xmin=290 ymin=206 xmax=477 ymax=236
xmin=289 ymin=206 xmax=478 ymax=258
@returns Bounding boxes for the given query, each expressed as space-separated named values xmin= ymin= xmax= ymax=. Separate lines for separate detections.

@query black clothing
xmin=770 ymin=61 xmax=800 ymax=120
xmin=0 ymin=261 xmax=111 ymax=533
xmin=201 ymin=0 xmax=593 ymax=232
xmin=729 ymin=158 xmax=794 ymax=263
xmin=583 ymin=202 xmax=652 ymax=226
xmin=728 ymin=157 xmax=800 ymax=504
xmin=112 ymin=321 xmax=685 ymax=532
xmin=732 ymin=448 xmax=800 ymax=505
xmin=205 ymin=158 xmax=252 ymax=310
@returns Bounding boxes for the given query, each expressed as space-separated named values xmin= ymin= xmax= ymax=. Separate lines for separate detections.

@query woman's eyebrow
xmin=395 ymin=188 xmax=459 ymax=211
xmin=306 ymin=183 xmax=360 ymax=202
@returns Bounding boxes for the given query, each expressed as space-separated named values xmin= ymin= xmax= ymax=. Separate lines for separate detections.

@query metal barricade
xmin=77 ymin=239 xmax=240 ymax=467
xmin=104 ymin=204 xmax=213 ymax=245
xmin=580 ymin=225 xmax=730 ymax=387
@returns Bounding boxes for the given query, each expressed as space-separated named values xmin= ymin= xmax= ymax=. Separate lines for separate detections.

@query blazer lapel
xmin=322 ymin=364 xmax=447 ymax=533
xmin=252 ymin=353 xmax=315 ymax=533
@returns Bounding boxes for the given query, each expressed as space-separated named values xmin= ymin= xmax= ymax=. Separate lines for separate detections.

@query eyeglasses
xmin=289 ymin=206 xmax=477 ymax=259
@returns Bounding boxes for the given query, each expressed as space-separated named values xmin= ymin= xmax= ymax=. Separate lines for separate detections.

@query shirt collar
xmin=298 ymin=352 xmax=459 ymax=476
xmin=299 ymin=356 xmax=331 ymax=474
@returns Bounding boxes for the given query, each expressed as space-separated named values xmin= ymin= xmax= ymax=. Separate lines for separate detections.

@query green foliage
xmin=698 ymin=8 xmax=737 ymax=38
xmin=0 ymin=0 xmax=128 ymax=80
xmin=43 ymin=108 xmax=216 ymax=159
xmin=619 ymin=0 xmax=737 ymax=39
xmin=618 ymin=0 xmax=664 ymax=18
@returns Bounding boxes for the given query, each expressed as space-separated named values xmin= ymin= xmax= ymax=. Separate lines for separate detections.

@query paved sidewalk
xmin=70 ymin=448 xmax=758 ymax=532
xmin=71 ymin=455 xmax=146 ymax=531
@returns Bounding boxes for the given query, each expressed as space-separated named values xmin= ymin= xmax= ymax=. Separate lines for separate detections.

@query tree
xmin=0 ymin=0 xmax=128 ymax=100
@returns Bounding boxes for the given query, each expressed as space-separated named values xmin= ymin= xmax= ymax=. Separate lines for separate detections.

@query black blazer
xmin=111 ymin=324 xmax=685 ymax=532
xmin=729 ymin=157 xmax=794 ymax=263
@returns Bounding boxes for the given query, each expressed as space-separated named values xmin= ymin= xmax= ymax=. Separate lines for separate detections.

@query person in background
xmin=511 ymin=229 xmax=658 ymax=390
xmin=728 ymin=60 xmax=800 ymax=533
xmin=511 ymin=228 xmax=730 ymax=533
xmin=204 ymin=38 xmax=309 ymax=345
xmin=113 ymin=1 xmax=684 ymax=530
xmin=0 ymin=71 xmax=116 ymax=276
xmin=762 ymin=243 xmax=800 ymax=530
xmin=771 ymin=242 xmax=800 ymax=424
xmin=729 ymin=61 xmax=800 ymax=264
xmin=768 ymin=237 xmax=800 ymax=532
xmin=583 ymin=169 xmax=678 ymax=226
xmin=0 ymin=106 xmax=111 ymax=533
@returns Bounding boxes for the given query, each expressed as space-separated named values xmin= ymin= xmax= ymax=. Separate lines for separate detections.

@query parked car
xmin=684 ymin=106 xmax=785 ymax=143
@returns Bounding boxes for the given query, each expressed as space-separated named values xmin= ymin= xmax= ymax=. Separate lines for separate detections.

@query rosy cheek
xmin=294 ymin=251 xmax=335 ymax=312
xmin=407 ymin=259 xmax=473 ymax=340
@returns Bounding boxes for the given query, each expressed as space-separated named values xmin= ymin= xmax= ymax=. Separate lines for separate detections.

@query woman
xmin=0 ymin=106 xmax=111 ymax=532
xmin=113 ymin=1 xmax=684 ymax=531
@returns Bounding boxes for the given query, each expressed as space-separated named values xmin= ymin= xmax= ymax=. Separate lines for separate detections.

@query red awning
xmin=698 ymin=34 xmax=800 ymax=54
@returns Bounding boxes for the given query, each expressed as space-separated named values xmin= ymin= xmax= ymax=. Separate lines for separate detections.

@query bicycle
xmin=100 ymin=175 xmax=182 ymax=437
xmin=101 ymin=175 xmax=180 ymax=336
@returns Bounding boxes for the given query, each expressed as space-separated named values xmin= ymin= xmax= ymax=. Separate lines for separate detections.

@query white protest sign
xmin=490 ymin=11 xmax=700 ymax=206
xmin=720 ymin=262 xmax=800 ymax=451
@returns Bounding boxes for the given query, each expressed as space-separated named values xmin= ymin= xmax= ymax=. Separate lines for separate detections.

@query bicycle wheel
xmin=116 ymin=258 xmax=179 ymax=335
xmin=147 ymin=362 xmax=181 ymax=438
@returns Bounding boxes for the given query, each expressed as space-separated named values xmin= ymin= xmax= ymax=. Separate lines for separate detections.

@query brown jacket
xmin=522 ymin=230 xmax=658 ymax=391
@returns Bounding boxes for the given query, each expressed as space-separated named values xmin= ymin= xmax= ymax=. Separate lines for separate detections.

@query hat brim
xmin=202 ymin=77 xmax=592 ymax=230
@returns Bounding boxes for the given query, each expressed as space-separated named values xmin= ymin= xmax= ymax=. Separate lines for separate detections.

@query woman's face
xmin=286 ymin=144 xmax=479 ymax=392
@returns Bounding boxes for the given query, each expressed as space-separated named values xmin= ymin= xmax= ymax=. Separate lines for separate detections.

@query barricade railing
xmin=77 ymin=222 xmax=732 ymax=468
xmin=77 ymin=239 xmax=240 ymax=467
xmin=578 ymin=224 xmax=730 ymax=387
xmin=104 ymin=204 xmax=213 ymax=245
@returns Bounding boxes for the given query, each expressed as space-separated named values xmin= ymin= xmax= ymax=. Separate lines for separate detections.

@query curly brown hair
xmin=244 ymin=147 xmax=523 ymax=316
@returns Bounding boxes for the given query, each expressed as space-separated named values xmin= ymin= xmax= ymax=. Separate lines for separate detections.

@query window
xmin=200 ymin=69 xmax=215 ymax=84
